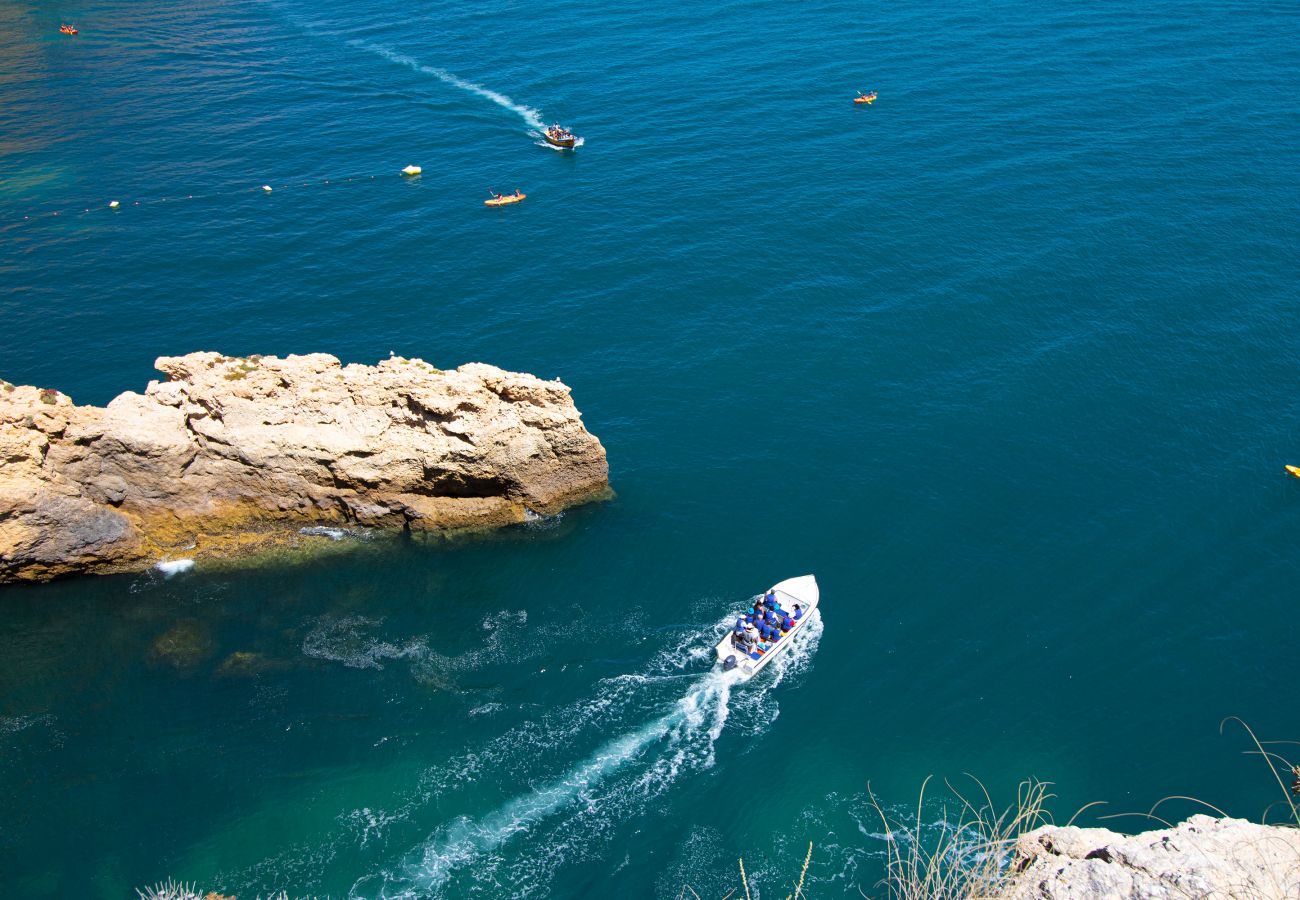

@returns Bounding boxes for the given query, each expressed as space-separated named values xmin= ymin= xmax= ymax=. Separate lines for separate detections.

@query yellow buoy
xmin=261 ymin=185 xmax=273 ymax=193
xmin=1286 ymin=465 xmax=1300 ymax=479
xmin=401 ymin=165 xmax=422 ymax=176
xmin=109 ymin=201 xmax=120 ymax=209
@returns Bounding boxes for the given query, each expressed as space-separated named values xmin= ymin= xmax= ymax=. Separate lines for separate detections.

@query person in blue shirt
xmin=782 ymin=614 xmax=794 ymax=630
xmin=792 ymin=604 xmax=803 ymax=620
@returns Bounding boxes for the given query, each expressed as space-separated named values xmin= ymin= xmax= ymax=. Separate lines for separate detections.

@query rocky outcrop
xmin=0 ymin=352 xmax=608 ymax=582
xmin=1001 ymin=815 xmax=1300 ymax=899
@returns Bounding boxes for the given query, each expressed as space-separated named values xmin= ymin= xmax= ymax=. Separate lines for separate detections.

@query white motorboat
xmin=714 ymin=575 xmax=819 ymax=679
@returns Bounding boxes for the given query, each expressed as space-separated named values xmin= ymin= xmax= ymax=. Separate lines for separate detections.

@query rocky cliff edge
xmin=1001 ymin=815 xmax=1300 ymax=899
xmin=0 ymin=352 xmax=609 ymax=582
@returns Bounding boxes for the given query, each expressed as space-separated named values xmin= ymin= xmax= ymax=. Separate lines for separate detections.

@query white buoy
xmin=109 ymin=200 xmax=120 ymax=209
xmin=401 ymin=165 xmax=422 ymax=176
xmin=262 ymin=185 xmax=273 ymax=192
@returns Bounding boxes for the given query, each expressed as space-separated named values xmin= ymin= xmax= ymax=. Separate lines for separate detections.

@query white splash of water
xmin=299 ymin=526 xmax=365 ymax=541
xmin=154 ymin=558 xmax=195 ymax=577
xmin=350 ymin=41 xmax=546 ymax=132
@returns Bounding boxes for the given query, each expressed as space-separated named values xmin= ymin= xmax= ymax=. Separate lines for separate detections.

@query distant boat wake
xmin=349 ymin=40 xmax=546 ymax=133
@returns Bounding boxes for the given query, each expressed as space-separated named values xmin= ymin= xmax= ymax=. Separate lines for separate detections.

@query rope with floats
xmin=6 ymin=164 xmax=427 ymax=229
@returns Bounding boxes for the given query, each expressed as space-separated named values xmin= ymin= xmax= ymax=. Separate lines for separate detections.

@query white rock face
xmin=0 ymin=353 xmax=608 ymax=582
xmin=1001 ymin=815 xmax=1300 ymax=899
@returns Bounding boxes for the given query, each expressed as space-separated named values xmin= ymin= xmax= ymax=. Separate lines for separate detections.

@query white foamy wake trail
xmin=349 ymin=40 xmax=545 ymax=132
xmin=354 ymin=670 xmax=740 ymax=899
xmin=352 ymin=612 xmax=824 ymax=898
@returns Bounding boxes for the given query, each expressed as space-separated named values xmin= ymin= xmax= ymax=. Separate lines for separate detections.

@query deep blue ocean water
xmin=2 ymin=0 xmax=1300 ymax=895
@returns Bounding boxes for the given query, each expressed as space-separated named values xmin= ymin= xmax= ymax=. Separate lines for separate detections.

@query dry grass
xmin=680 ymin=841 xmax=812 ymax=900
xmin=1221 ymin=717 xmax=1300 ymax=828
xmin=136 ymin=884 xmax=319 ymax=900
xmin=868 ymin=776 xmax=1055 ymax=900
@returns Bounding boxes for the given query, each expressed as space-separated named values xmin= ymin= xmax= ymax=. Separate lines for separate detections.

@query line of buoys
xmin=7 ymin=167 xmax=424 ymax=228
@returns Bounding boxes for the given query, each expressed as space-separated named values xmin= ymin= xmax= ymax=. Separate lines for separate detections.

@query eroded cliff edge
xmin=1001 ymin=816 xmax=1300 ymax=899
xmin=0 ymin=352 xmax=609 ymax=582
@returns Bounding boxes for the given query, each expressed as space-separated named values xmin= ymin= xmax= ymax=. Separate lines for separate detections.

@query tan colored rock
xmin=0 ymin=353 xmax=609 ymax=582
xmin=1000 ymin=815 xmax=1300 ymax=899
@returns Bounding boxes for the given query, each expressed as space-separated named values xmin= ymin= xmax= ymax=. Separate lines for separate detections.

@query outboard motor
xmin=722 ymin=654 xmax=738 ymax=672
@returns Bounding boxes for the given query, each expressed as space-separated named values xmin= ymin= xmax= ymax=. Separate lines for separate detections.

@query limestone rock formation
xmin=1001 ymin=815 xmax=1300 ymax=899
xmin=0 ymin=353 xmax=609 ymax=582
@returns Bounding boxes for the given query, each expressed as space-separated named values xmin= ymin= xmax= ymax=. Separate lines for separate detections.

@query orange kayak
xmin=485 ymin=191 xmax=525 ymax=207
xmin=854 ymin=92 xmax=877 ymax=104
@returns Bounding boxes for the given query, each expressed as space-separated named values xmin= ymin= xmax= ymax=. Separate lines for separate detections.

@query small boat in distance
xmin=485 ymin=189 xmax=526 ymax=207
xmin=714 ymin=575 xmax=819 ymax=680
xmin=542 ymin=123 xmax=577 ymax=149
xmin=1286 ymin=464 xmax=1300 ymax=479
xmin=59 ymin=23 xmax=78 ymax=35
xmin=854 ymin=91 xmax=877 ymax=105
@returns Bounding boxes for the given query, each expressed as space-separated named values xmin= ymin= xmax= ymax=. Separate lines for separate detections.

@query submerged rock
xmin=214 ymin=651 xmax=288 ymax=678
xmin=0 ymin=352 xmax=609 ymax=582
xmin=1000 ymin=815 xmax=1300 ymax=899
xmin=149 ymin=619 xmax=216 ymax=673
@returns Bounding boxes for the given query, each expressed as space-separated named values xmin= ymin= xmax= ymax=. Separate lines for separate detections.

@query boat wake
xmin=354 ymin=669 xmax=741 ymax=898
xmin=345 ymin=611 xmax=823 ymax=899
xmin=350 ymin=40 xmax=546 ymax=133
xmin=213 ymin=607 xmax=820 ymax=897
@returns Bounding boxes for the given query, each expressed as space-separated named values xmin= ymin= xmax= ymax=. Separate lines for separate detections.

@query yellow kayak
xmin=485 ymin=191 xmax=525 ymax=207
xmin=1286 ymin=465 xmax=1300 ymax=479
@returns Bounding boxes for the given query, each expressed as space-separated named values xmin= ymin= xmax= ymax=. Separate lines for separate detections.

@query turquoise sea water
xmin=3 ymin=0 xmax=1300 ymax=895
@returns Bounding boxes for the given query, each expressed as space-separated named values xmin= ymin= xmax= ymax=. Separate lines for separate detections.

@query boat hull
xmin=543 ymin=135 xmax=576 ymax=149
xmin=714 ymin=575 xmax=819 ymax=680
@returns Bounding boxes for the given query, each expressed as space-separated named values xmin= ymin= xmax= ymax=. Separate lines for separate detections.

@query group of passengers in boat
xmin=547 ymin=124 xmax=573 ymax=140
xmin=730 ymin=589 xmax=802 ymax=659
